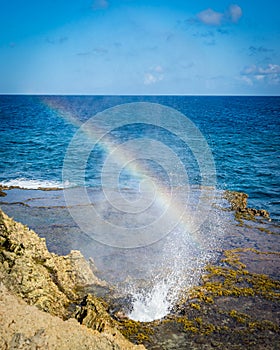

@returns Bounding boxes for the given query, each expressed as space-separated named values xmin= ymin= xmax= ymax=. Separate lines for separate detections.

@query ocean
xmin=0 ymin=95 xmax=279 ymax=324
xmin=0 ymin=95 xmax=279 ymax=218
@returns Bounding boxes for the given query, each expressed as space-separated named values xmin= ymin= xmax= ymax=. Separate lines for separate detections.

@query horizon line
xmin=0 ymin=93 xmax=279 ymax=97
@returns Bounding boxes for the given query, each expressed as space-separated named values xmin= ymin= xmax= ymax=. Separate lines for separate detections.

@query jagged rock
xmin=224 ymin=190 xmax=270 ymax=220
xmin=0 ymin=208 xmax=108 ymax=317
xmin=76 ymin=294 xmax=117 ymax=332
xmin=68 ymin=250 xmax=102 ymax=286
xmin=224 ymin=190 xmax=248 ymax=211
xmin=0 ymin=208 xmax=107 ymax=317
xmin=0 ymin=209 xmax=145 ymax=350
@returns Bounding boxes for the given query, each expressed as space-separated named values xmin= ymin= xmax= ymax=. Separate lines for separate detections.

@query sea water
xmin=1 ymin=95 xmax=279 ymax=219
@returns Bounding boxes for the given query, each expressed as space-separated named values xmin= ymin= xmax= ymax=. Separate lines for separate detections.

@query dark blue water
xmin=0 ymin=95 xmax=279 ymax=219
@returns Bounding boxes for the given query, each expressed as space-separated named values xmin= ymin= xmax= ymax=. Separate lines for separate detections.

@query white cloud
xmin=92 ymin=0 xmax=108 ymax=10
xmin=197 ymin=9 xmax=223 ymax=26
xmin=196 ymin=4 xmax=242 ymax=26
xmin=241 ymin=64 xmax=280 ymax=85
xmin=144 ymin=66 xmax=164 ymax=85
xmin=144 ymin=73 xmax=157 ymax=85
xmin=259 ymin=64 xmax=280 ymax=75
xmin=242 ymin=64 xmax=280 ymax=76
xmin=228 ymin=5 xmax=242 ymax=23
xmin=240 ymin=76 xmax=253 ymax=86
xmin=242 ymin=65 xmax=257 ymax=75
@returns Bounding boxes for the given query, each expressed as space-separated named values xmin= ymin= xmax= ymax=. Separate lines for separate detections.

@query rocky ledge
xmin=223 ymin=190 xmax=270 ymax=222
xmin=0 ymin=209 xmax=145 ymax=350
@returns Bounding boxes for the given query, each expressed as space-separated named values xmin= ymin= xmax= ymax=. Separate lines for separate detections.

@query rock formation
xmin=224 ymin=190 xmax=270 ymax=220
xmin=0 ymin=209 xmax=145 ymax=350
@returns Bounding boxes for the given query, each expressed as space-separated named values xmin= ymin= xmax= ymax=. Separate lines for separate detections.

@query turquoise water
xmin=0 ymin=95 xmax=279 ymax=219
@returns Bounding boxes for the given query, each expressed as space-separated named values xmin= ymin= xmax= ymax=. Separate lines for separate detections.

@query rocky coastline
xmin=0 ymin=189 xmax=279 ymax=349
xmin=0 ymin=208 xmax=144 ymax=350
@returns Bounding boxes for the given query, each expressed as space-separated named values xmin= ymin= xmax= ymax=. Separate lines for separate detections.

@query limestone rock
xmin=224 ymin=190 xmax=270 ymax=220
xmin=67 ymin=250 xmax=104 ymax=287
xmin=0 ymin=283 xmax=144 ymax=350
xmin=0 ymin=208 xmax=107 ymax=317
xmin=0 ymin=208 xmax=145 ymax=349
xmin=224 ymin=190 xmax=248 ymax=211
xmin=76 ymin=294 xmax=117 ymax=332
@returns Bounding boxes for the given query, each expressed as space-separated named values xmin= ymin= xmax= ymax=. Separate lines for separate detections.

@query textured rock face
xmin=76 ymin=294 xmax=117 ymax=332
xmin=0 ymin=209 xmax=145 ymax=350
xmin=224 ymin=190 xmax=270 ymax=220
xmin=0 ymin=208 xmax=104 ymax=317
xmin=224 ymin=190 xmax=248 ymax=211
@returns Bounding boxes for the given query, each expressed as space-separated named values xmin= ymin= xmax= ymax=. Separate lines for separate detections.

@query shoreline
xmin=0 ymin=187 xmax=279 ymax=348
xmin=1 ymin=182 xmax=278 ymax=221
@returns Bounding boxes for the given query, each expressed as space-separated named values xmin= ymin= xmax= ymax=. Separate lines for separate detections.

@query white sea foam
xmin=127 ymin=265 xmax=204 ymax=322
xmin=128 ymin=281 xmax=172 ymax=322
xmin=127 ymin=205 xmax=224 ymax=322
xmin=0 ymin=178 xmax=73 ymax=190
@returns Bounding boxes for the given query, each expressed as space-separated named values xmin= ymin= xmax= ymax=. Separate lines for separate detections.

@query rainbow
xmin=40 ymin=97 xmax=217 ymax=248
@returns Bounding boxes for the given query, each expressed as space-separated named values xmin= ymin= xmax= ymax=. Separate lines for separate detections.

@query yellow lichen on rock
xmin=184 ymin=248 xmax=280 ymax=303
xmin=224 ymin=190 xmax=271 ymax=225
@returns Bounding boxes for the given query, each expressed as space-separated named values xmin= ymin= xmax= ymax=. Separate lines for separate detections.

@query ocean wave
xmin=0 ymin=178 xmax=73 ymax=190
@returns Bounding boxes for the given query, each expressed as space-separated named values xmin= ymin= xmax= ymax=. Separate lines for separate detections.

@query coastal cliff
xmin=0 ymin=209 xmax=145 ymax=350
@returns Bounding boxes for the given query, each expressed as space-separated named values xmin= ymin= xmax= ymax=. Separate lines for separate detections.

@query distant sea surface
xmin=0 ymin=95 xmax=279 ymax=220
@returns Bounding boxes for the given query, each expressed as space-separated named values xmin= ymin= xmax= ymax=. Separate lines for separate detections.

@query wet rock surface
xmin=224 ymin=190 xmax=270 ymax=222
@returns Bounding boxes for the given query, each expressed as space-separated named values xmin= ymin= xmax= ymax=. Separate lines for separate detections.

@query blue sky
xmin=1 ymin=0 xmax=280 ymax=95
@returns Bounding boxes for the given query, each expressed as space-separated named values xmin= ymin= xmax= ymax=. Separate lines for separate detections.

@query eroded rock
xmin=0 ymin=208 xmax=107 ymax=317
xmin=76 ymin=294 xmax=116 ymax=332
xmin=0 ymin=209 xmax=145 ymax=350
xmin=0 ymin=283 xmax=144 ymax=350
xmin=224 ymin=190 xmax=270 ymax=221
